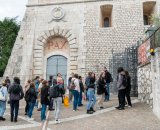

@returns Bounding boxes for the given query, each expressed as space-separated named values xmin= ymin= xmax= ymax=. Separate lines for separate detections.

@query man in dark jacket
xmin=104 ymin=67 xmax=112 ymax=101
xmin=48 ymin=76 xmax=56 ymax=111
xmin=116 ymin=67 xmax=126 ymax=110
xmin=8 ymin=77 xmax=24 ymax=122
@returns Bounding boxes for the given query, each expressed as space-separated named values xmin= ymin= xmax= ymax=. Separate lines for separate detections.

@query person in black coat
xmin=27 ymin=82 xmax=37 ymax=120
xmin=97 ymin=72 xmax=106 ymax=109
xmin=41 ymin=80 xmax=49 ymax=121
xmin=124 ymin=71 xmax=132 ymax=107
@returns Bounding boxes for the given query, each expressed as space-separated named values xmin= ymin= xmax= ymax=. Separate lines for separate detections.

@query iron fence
xmin=109 ymin=46 xmax=138 ymax=97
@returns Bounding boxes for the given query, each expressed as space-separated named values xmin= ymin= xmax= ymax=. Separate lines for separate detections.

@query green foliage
xmin=151 ymin=15 xmax=160 ymax=48
xmin=151 ymin=14 xmax=160 ymax=27
xmin=0 ymin=17 xmax=20 ymax=76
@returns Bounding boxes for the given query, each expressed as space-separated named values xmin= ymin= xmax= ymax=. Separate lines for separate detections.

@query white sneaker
xmin=54 ymin=120 xmax=59 ymax=124
xmin=58 ymin=119 xmax=61 ymax=124
xmin=28 ymin=117 xmax=34 ymax=121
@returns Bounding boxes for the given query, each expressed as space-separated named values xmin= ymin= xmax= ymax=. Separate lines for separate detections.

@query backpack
xmin=121 ymin=74 xmax=127 ymax=87
xmin=24 ymin=89 xmax=30 ymax=102
xmin=69 ymin=79 xmax=76 ymax=90
xmin=49 ymin=84 xmax=60 ymax=98
xmin=12 ymin=84 xmax=21 ymax=94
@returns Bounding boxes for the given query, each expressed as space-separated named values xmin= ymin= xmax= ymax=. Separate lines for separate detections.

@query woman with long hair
xmin=41 ymin=80 xmax=49 ymax=121
xmin=27 ymin=82 xmax=37 ymax=120
xmin=86 ymin=72 xmax=96 ymax=114
xmin=24 ymin=80 xmax=31 ymax=115
xmin=0 ymin=81 xmax=8 ymax=121
xmin=97 ymin=72 xmax=106 ymax=109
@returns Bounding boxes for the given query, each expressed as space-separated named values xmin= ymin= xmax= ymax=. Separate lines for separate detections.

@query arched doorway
xmin=46 ymin=55 xmax=67 ymax=85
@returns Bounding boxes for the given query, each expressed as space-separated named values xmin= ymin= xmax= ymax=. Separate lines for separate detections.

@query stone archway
xmin=33 ymin=26 xmax=78 ymax=78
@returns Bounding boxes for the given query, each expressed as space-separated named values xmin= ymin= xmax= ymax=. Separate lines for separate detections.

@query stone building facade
xmin=4 ymin=0 xmax=160 ymax=84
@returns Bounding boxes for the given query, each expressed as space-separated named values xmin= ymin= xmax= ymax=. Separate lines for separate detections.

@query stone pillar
xmin=152 ymin=47 xmax=160 ymax=119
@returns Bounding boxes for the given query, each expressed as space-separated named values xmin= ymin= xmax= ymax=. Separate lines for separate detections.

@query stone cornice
xmin=26 ymin=0 xmax=113 ymax=7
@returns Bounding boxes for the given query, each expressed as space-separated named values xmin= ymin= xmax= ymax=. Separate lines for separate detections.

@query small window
xmin=143 ymin=15 xmax=149 ymax=25
xmin=104 ymin=17 xmax=110 ymax=27
xmin=100 ymin=5 xmax=113 ymax=28
xmin=143 ymin=2 xmax=156 ymax=25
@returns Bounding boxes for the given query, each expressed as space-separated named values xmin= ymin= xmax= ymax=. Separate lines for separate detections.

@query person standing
xmin=71 ymin=74 xmax=80 ymax=111
xmin=78 ymin=76 xmax=84 ymax=107
xmin=97 ymin=72 xmax=106 ymax=109
xmin=124 ymin=71 xmax=132 ymax=107
xmin=104 ymin=67 xmax=112 ymax=101
xmin=8 ymin=77 xmax=24 ymax=122
xmin=34 ymin=76 xmax=40 ymax=108
xmin=68 ymin=73 xmax=74 ymax=102
xmin=48 ymin=76 xmax=56 ymax=111
xmin=41 ymin=80 xmax=49 ymax=121
xmin=53 ymin=81 xmax=65 ymax=124
xmin=0 ymin=81 xmax=8 ymax=121
xmin=5 ymin=76 xmax=11 ymax=90
xmin=37 ymin=79 xmax=44 ymax=111
xmin=86 ymin=72 xmax=96 ymax=114
xmin=24 ymin=80 xmax=31 ymax=115
xmin=85 ymin=72 xmax=92 ymax=101
xmin=116 ymin=67 xmax=126 ymax=110
xmin=27 ymin=82 xmax=37 ymax=121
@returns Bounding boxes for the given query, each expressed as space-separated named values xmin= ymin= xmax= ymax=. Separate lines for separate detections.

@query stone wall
xmin=84 ymin=0 xmax=145 ymax=73
xmin=152 ymin=48 xmax=160 ymax=120
xmin=4 ymin=0 xmax=160 ymax=85
xmin=138 ymin=63 xmax=152 ymax=107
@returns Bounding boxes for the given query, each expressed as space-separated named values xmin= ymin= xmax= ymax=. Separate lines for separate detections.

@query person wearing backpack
xmin=41 ymin=80 xmax=49 ymax=121
xmin=8 ymin=77 xmax=24 ymax=122
xmin=27 ymin=82 xmax=37 ymax=121
xmin=115 ymin=67 xmax=126 ymax=110
xmin=49 ymin=79 xmax=65 ymax=124
xmin=0 ymin=81 xmax=8 ymax=121
xmin=97 ymin=72 xmax=106 ymax=109
xmin=124 ymin=71 xmax=132 ymax=107
xmin=48 ymin=76 xmax=56 ymax=111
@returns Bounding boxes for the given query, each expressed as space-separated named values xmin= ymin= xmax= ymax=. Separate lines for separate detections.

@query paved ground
xmin=1 ymin=95 xmax=160 ymax=130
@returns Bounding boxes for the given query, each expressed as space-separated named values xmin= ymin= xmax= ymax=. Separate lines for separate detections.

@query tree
xmin=151 ymin=14 xmax=160 ymax=48
xmin=0 ymin=18 xmax=20 ymax=76
xmin=152 ymin=14 xmax=160 ymax=27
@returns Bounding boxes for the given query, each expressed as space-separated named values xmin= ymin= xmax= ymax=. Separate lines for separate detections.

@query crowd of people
xmin=0 ymin=67 xmax=132 ymax=124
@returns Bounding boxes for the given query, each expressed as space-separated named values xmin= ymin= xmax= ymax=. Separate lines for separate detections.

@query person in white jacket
xmin=71 ymin=74 xmax=80 ymax=111
xmin=0 ymin=81 xmax=8 ymax=121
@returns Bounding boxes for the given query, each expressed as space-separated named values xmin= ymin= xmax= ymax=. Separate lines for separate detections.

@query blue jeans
xmin=0 ymin=101 xmax=6 ymax=117
xmin=78 ymin=90 xmax=83 ymax=106
xmin=87 ymin=88 xmax=96 ymax=110
xmin=28 ymin=102 xmax=35 ymax=118
xmin=105 ymin=83 xmax=110 ymax=101
xmin=41 ymin=104 xmax=47 ymax=121
xmin=73 ymin=90 xmax=79 ymax=110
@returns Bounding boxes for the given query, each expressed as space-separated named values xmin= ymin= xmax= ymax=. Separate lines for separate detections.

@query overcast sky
xmin=0 ymin=0 xmax=27 ymax=21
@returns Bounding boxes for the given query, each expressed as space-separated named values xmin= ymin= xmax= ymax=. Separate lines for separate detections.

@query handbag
xmin=63 ymin=96 xmax=69 ymax=107
xmin=0 ymin=87 xmax=6 ymax=101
